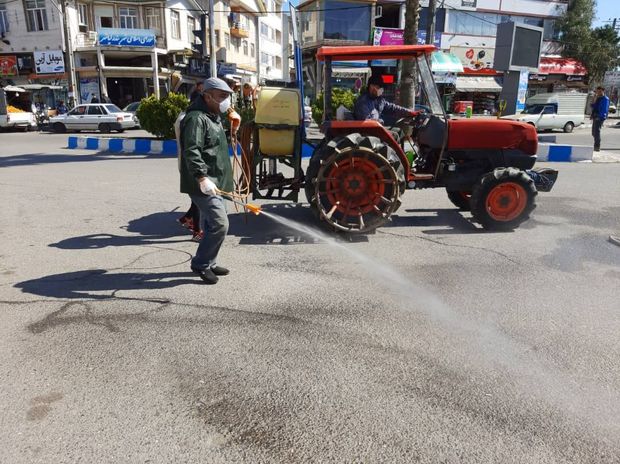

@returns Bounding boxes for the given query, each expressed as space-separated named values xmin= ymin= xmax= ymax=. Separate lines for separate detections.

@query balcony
xmin=230 ymin=25 xmax=250 ymax=39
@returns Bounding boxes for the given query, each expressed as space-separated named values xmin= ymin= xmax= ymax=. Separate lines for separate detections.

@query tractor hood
xmin=447 ymin=119 xmax=538 ymax=155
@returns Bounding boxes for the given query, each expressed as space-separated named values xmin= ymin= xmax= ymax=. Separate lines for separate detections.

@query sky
xmin=593 ymin=0 xmax=619 ymax=28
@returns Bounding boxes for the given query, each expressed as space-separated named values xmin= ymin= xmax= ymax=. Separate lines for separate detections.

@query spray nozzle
xmin=245 ymin=203 xmax=262 ymax=215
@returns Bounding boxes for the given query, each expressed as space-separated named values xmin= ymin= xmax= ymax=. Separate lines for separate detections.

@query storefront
xmin=1 ymin=52 xmax=68 ymax=110
xmin=527 ymin=57 xmax=587 ymax=97
xmin=74 ymin=28 xmax=167 ymax=106
xmin=450 ymin=45 xmax=503 ymax=114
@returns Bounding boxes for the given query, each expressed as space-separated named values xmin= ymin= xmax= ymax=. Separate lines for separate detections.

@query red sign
xmin=538 ymin=58 xmax=586 ymax=76
xmin=0 ymin=55 xmax=18 ymax=77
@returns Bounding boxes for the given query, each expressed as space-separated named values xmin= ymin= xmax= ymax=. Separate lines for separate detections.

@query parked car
xmin=609 ymin=102 xmax=617 ymax=115
xmin=49 ymin=103 xmax=137 ymax=133
xmin=502 ymin=92 xmax=588 ymax=133
xmin=123 ymin=102 xmax=141 ymax=128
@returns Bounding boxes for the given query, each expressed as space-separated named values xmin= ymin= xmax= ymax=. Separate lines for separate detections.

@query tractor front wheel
xmin=470 ymin=168 xmax=537 ymax=230
xmin=306 ymin=133 xmax=404 ymax=233
xmin=446 ymin=190 xmax=471 ymax=211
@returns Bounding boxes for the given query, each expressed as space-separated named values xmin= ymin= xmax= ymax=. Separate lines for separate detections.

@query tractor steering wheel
xmin=395 ymin=111 xmax=430 ymax=132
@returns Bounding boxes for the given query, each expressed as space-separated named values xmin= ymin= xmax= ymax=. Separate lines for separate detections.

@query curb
xmin=68 ymin=136 xmax=177 ymax=155
xmin=68 ymin=136 xmax=317 ymax=158
xmin=536 ymin=143 xmax=593 ymax=162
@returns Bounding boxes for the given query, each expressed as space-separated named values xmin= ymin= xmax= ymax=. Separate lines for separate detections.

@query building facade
xmin=0 ymin=0 xmax=68 ymax=107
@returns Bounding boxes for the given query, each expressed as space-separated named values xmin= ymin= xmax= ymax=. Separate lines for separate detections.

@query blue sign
xmin=516 ymin=69 xmax=529 ymax=112
xmin=417 ymin=31 xmax=442 ymax=48
xmin=98 ymin=28 xmax=156 ymax=47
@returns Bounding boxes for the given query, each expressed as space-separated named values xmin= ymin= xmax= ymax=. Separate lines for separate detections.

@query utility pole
xmin=55 ymin=0 xmax=77 ymax=105
xmin=425 ymin=0 xmax=436 ymax=45
xmin=399 ymin=0 xmax=420 ymax=108
xmin=208 ymin=0 xmax=216 ymax=78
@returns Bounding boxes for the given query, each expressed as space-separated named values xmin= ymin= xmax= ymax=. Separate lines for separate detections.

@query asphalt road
xmin=1 ymin=131 xmax=619 ymax=463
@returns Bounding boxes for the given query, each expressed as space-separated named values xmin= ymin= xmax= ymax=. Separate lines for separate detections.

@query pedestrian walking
xmin=179 ymin=77 xmax=235 ymax=284
xmin=591 ymin=86 xmax=610 ymax=152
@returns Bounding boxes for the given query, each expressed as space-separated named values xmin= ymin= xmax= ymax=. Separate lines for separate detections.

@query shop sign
xmin=529 ymin=73 xmax=547 ymax=81
xmin=34 ymin=50 xmax=65 ymax=74
xmin=566 ymin=75 xmax=584 ymax=82
xmin=416 ymin=31 xmax=442 ymax=48
xmin=0 ymin=55 xmax=18 ymax=76
xmin=604 ymin=71 xmax=620 ymax=86
xmin=80 ymin=77 xmax=100 ymax=103
xmin=460 ymin=0 xmax=477 ymax=9
xmin=373 ymin=27 xmax=403 ymax=46
xmin=217 ymin=62 xmax=237 ymax=75
xmin=98 ymin=28 xmax=156 ymax=47
xmin=450 ymin=46 xmax=496 ymax=75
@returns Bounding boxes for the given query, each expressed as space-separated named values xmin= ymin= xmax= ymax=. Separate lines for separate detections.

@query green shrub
xmin=136 ymin=92 xmax=189 ymax=140
xmin=311 ymin=88 xmax=359 ymax=125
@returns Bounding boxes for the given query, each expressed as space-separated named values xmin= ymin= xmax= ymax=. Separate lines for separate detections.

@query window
xmin=187 ymin=16 xmax=195 ymax=43
xmin=215 ymin=29 xmax=220 ymax=47
xmin=24 ymin=0 xmax=48 ymax=32
xmin=224 ymin=32 xmax=230 ymax=49
xmin=232 ymin=36 xmax=240 ymax=52
xmin=100 ymin=16 xmax=113 ymax=28
xmin=145 ymin=7 xmax=161 ymax=32
xmin=242 ymin=39 xmax=248 ymax=55
xmin=261 ymin=52 xmax=274 ymax=67
xmin=260 ymin=22 xmax=269 ymax=38
xmin=119 ymin=7 xmax=138 ymax=29
xmin=275 ymin=55 xmax=282 ymax=69
xmin=250 ymin=42 xmax=255 ymax=57
xmin=323 ymin=1 xmax=371 ymax=42
xmin=0 ymin=5 xmax=10 ymax=35
xmin=77 ymin=4 xmax=88 ymax=26
xmin=276 ymin=29 xmax=282 ymax=44
xmin=171 ymin=10 xmax=180 ymax=39
xmin=87 ymin=105 xmax=104 ymax=115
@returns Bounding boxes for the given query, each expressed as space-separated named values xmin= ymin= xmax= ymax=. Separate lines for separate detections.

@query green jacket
xmin=180 ymin=98 xmax=233 ymax=195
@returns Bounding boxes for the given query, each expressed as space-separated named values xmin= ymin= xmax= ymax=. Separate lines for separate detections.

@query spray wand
xmin=215 ymin=188 xmax=262 ymax=215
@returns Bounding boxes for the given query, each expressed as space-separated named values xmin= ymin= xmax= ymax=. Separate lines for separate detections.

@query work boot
xmin=192 ymin=267 xmax=218 ymax=285
xmin=210 ymin=266 xmax=230 ymax=276
xmin=594 ymin=147 xmax=600 ymax=152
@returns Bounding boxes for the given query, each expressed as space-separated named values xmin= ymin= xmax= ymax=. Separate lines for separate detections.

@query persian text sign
xmin=373 ymin=28 xmax=404 ymax=46
xmin=34 ymin=50 xmax=65 ymax=74
xmin=99 ymin=28 xmax=156 ymax=47
xmin=0 ymin=55 xmax=18 ymax=76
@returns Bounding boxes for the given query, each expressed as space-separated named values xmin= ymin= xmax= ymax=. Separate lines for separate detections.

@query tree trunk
xmin=399 ymin=0 xmax=420 ymax=108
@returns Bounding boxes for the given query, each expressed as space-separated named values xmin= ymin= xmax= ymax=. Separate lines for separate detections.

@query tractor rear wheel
xmin=305 ymin=133 xmax=405 ymax=233
xmin=470 ymin=168 xmax=537 ymax=230
xmin=446 ymin=190 xmax=471 ymax=211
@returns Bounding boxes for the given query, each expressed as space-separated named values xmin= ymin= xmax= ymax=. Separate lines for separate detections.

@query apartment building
xmin=212 ymin=0 xmax=288 ymax=84
xmin=0 ymin=0 xmax=67 ymax=105
xmin=70 ymin=0 xmax=204 ymax=105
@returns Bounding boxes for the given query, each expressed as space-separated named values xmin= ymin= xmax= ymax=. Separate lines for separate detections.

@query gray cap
xmin=202 ymin=77 xmax=234 ymax=94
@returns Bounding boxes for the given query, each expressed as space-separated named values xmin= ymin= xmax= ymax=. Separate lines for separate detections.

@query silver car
xmin=50 ymin=103 xmax=137 ymax=133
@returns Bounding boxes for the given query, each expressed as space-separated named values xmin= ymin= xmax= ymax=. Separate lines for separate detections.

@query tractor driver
xmin=353 ymin=75 xmax=417 ymax=124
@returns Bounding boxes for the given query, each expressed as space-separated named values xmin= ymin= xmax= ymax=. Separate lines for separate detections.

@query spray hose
xmin=217 ymin=114 xmax=261 ymax=215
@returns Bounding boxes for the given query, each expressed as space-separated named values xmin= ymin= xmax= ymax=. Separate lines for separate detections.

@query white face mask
xmin=219 ymin=97 xmax=231 ymax=114
xmin=376 ymin=88 xmax=384 ymax=97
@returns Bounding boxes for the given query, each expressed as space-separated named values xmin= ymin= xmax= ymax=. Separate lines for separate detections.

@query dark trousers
xmin=188 ymin=194 xmax=229 ymax=270
xmin=592 ymin=118 xmax=604 ymax=149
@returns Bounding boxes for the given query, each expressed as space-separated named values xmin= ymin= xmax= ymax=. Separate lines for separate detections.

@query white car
xmin=49 ymin=103 xmax=137 ymax=133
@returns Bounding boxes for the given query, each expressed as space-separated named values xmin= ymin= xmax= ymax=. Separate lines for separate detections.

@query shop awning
xmin=431 ymin=52 xmax=463 ymax=73
xmin=20 ymin=84 xmax=64 ymax=90
xmin=539 ymin=57 xmax=586 ymax=75
xmin=2 ymin=85 xmax=27 ymax=93
xmin=455 ymin=76 xmax=502 ymax=92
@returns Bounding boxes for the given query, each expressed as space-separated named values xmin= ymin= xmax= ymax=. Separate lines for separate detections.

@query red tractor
xmin=245 ymin=45 xmax=556 ymax=234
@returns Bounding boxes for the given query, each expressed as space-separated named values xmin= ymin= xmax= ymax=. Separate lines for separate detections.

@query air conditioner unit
xmin=174 ymin=54 xmax=189 ymax=65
